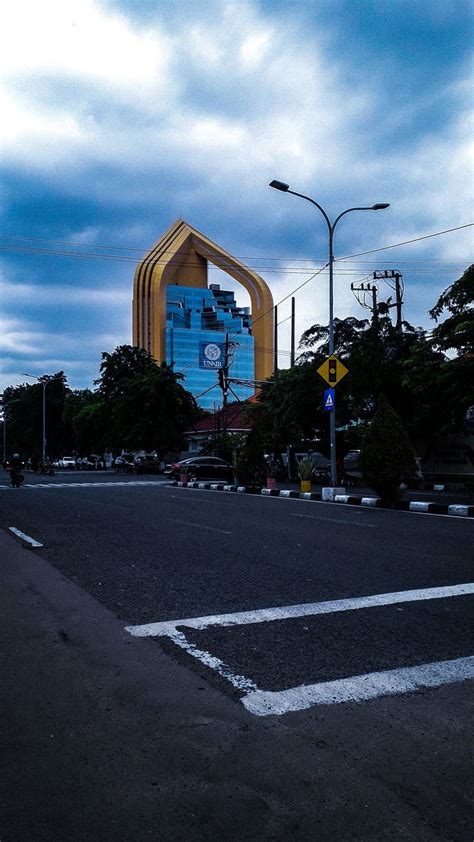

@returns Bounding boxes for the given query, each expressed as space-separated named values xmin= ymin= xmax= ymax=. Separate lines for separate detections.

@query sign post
xmin=318 ymin=356 xmax=349 ymax=487
xmin=323 ymin=388 xmax=335 ymax=411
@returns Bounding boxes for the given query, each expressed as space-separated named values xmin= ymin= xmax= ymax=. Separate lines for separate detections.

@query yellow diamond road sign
xmin=317 ymin=354 xmax=349 ymax=387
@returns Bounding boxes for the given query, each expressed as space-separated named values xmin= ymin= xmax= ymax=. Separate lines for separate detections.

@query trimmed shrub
xmin=361 ymin=396 xmax=416 ymax=506
xmin=234 ymin=427 xmax=267 ymax=487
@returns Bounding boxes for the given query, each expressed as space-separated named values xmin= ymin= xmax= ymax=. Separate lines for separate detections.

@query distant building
xmin=184 ymin=401 xmax=253 ymax=452
xmin=166 ymin=283 xmax=254 ymax=410
xmin=132 ymin=219 xmax=274 ymax=408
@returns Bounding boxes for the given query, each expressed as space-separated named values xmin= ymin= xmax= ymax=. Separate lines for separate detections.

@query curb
xmin=167 ymin=482 xmax=474 ymax=517
xmin=409 ymin=501 xmax=448 ymax=514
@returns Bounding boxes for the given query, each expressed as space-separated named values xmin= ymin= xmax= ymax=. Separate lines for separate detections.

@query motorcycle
xmin=10 ymin=466 xmax=24 ymax=488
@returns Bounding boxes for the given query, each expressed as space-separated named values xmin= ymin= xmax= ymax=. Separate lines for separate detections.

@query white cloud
xmin=0 ymin=279 xmax=130 ymax=307
xmin=1 ymin=0 xmax=170 ymax=88
xmin=1 ymin=0 xmax=472 ymax=389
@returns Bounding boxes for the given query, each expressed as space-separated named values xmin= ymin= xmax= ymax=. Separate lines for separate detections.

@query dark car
xmin=165 ymin=456 xmax=233 ymax=481
xmin=133 ymin=454 xmax=162 ymax=474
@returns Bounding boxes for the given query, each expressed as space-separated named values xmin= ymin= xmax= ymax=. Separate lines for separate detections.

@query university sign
xmin=199 ymin=342 xmax=225 ymax=369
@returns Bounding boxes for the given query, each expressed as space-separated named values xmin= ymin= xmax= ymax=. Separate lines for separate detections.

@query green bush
xmin=361 ymin=396 xmax=416 ymax=506
xmin=234 ymin=427 xmax=267 ymax=487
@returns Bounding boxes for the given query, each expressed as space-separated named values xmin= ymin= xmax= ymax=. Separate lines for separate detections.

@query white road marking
xmin=0 ymin=480 xmax=167 ymax=490
xmin=291 ymin=513 xmax=376 ymax=528
xmin=168 ymin=630 xmax=256 ymax=693
xmin=8 ymin=527 xmax=43 ymax=547
xmin=242 ymin=656 xmax=474 ymax=716
xmin=126 ymin=582 xmax=474 ymax=637
xmin=126 ymin=582 xmax=474 ymax=715
xmin=172 ymin=519 xmax=232 ymax=535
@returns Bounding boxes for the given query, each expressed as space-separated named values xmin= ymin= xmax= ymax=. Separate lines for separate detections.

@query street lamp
xmin=22 ymin=373 xmax=62 ymax=466
xmin=269 ymin=180 xmax=389 ymax=486
xmin=0 ymin=399 xmax=5 ymax=463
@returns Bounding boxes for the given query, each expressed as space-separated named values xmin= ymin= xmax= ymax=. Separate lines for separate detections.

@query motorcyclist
xmin=9 ymin=453 xmax=24 ymax=487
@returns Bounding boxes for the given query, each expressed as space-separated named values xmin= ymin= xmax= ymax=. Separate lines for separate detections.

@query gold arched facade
xmin=132 ymin=219 xmax=274 ymax=382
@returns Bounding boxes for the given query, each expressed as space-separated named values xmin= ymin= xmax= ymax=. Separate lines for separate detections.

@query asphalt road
xmin=1 ymin=471 xmax=473 ymax=841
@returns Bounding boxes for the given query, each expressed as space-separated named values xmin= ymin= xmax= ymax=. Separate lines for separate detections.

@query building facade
xmin=165 ymin=283 xmax=255 ymax=409
xmin=132 ymin=219 xmax=274 ymax=408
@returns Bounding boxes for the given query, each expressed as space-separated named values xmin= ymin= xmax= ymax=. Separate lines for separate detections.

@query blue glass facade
xmin=165 ymin=284 xmax=255 ymax=410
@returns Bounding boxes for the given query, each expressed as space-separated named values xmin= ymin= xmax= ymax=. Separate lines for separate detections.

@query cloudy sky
xmin=1 ymin=0 xmax=472 ymax=393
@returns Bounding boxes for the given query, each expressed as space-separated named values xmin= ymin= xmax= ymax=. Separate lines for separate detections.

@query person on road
xmin=9 ymin=453 xmax=24 ymax=488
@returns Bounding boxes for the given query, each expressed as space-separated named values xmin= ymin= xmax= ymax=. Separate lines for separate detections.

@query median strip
xmin=169 ymin=482 xmax=473 ymax=517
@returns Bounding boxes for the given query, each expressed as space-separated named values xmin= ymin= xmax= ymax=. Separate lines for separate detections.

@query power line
xmin=336 ymin=223 xmax=473 ymax=262
xmin=1 ymin=223 xmax=471 ymax=269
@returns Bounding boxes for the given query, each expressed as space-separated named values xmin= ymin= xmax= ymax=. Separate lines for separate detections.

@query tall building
xmin=166 ymin=283 xmax=255 ymax=409
xmin=133 ymin=219 xmax=274 ymax=408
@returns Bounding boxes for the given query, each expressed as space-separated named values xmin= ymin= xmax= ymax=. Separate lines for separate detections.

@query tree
xmin=360 ymin=396 xmax=416 ymax=506
xmin=64 ymin=391 xmax=108 ymax=455
xmin=234 ymin=426 xmax=267 ymax=487
xmin=252 ymin=363 xmax=345 ymax=454
xmin=108 ymin=363 xmax=200 ymax=454
xmin=427 ymin=265 xmax=474 ymax=435
xmin=3 ymin=373 xmax=69 ymax=459
xmin=429 ymin=265 xmax=474 ymax=355
xmin=96 ymin=345 xmax=159 ymax=400
xmin=79 ymin=346 xmax=202 ymax=454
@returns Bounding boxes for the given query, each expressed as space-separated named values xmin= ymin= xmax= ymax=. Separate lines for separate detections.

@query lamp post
xmin=269 ymin=180 xmax=389 ymax=486
xmin=22 ymin=374 xmax=62 ymax=466
xmin=1 ymin=400 xmax=5 ymax=463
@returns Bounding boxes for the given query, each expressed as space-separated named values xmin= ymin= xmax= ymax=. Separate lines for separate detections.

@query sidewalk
xmin=0 ymin=530 xmax=255 ymax=841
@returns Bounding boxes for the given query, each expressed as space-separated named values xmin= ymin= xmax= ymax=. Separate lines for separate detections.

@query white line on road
xmin=242 ymin=656 xmax=474 ymax=716
xmin=126 ymin=583 xmax=474 ymax=716
xmin=172 ymin=519 xmax=232 ymax=535
xmin=168 ymin=630 xmax=257 ymax=692
xmin=291 ymin=513 xmax=376 ymax=528
xmin=8 ymin=527 xmax=43 ymax=547
xmin=126 ymin=582 xmax=474 ymax=637
xmin=0 ymin=480 xmax=167 ymax=490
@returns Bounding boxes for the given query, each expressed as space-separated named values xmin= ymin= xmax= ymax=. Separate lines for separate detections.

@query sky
xmin=1 ymin=0 xmax=472 ymax=394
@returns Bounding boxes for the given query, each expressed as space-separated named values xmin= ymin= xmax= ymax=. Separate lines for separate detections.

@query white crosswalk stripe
xmin=0 ymin=480 xmax=167 ymax=490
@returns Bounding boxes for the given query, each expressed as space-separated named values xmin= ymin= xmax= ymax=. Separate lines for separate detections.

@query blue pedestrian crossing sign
xmin=323 ymin=388 xmax=335 ymax=411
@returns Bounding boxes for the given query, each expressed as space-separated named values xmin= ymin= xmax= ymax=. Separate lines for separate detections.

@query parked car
xmin=133 ymin=454 xmax=162 ymax=474
xmin=57 ymin=456 xmax=77 ymax=469
xmin=114 ymin=454 xmax=134 ymax=473
xmin=343 ymin=450 xmax=362 ymax=478
xmin=165 ymin=456 xmax=233 ymax=481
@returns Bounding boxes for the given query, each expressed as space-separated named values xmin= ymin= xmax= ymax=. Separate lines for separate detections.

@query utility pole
xmin=219 ymin=332 xmax=230 ymax=409
xmin=351 ymin=281 xmax=379 ymax=326
xmin=394 ymin=272 xmax=403 ymax=333
xmin=274 ymin=305 xmax=278 ymax=379
xmin=0 ymin=394 xmax=5 ymax=462
xmin=372 ymin=270 xmax=404 ymax=333
xmin=290 ymin=297 xmax=295 ymax=366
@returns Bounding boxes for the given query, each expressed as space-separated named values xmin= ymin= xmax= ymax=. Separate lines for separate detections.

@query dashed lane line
xmin=172 ymin=519 xmax=232 ymax=535
xmin=291 ymin=512 xmax=377 ymax=528
xmin=126 ymin=582 xmax=474 ymax=717
xmin=8 ymin=527 xmax=43 ymax=548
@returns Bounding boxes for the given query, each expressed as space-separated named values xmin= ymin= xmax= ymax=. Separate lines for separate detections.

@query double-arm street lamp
xmin=22 ymin=373 xmax=62 ymax=466
xmin=269 ymin=180 xmax=390 ymax=486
